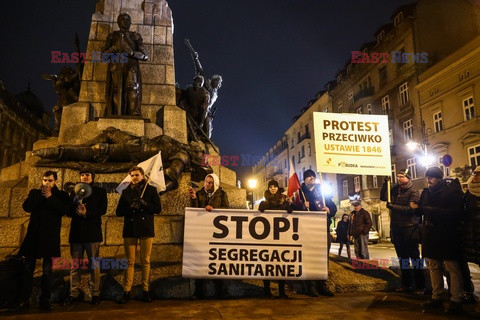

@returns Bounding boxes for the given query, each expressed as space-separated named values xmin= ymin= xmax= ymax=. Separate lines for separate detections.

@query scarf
xmin=467 ymin=176 xmax=480 ymax=197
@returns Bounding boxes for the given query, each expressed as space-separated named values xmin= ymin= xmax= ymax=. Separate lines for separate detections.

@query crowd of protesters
xmin=7 ymin=165 xmax=480 ymax=315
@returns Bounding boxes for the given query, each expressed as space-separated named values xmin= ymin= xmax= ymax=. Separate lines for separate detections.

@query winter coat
xmin=19 ymin=186 xmax=70 ymax=258
xmin=258 ymin=189 xmax=292 ymax=212
xmin=116 ymin=181 xmax=161 ymax=238
xmin=191 ymin=187 xmax=230 ymax=209
xmin=463 ymin=190 xmax=480 ymax=265
xmin=349 ymin=208 xmax=372 ymax=237
xmin=380 ymin=181 xmax=420 ymax=227
xmin=336 ymin=219 xmax=350 ymax=243
xmin=295 ymin=183 xmax=337 ymax=230
xmin=417 ymin=178 xmax=464 ymax=260
xmin=67 ymin=185 xmax=108 ymax=243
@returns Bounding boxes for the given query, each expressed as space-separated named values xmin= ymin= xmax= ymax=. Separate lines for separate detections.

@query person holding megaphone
xmin=63 ymin=170 xmax=107 ymax=306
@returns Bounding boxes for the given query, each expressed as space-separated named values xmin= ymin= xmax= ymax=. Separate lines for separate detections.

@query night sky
xmin=0 ymin=0 xmax=413 ymax=183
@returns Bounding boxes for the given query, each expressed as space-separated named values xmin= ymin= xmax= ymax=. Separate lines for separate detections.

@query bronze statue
xmin=103 ymin=13 xmax=148 ymax=117
xmin=42 ymin=67 xmax=81 ymax=135
xmin=179 ymin=75 xmax=210 ymax=134
xmin=185 ymin=39 xmax=223 ymax=138
xmin=42 ymin=35 xmax=83 ymax=135
xmin=32 ymin=127 xmax=210 ymax=192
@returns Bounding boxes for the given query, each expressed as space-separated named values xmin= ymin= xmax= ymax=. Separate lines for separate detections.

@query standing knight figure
xmin=103 ymin=13 xmax=148 ymax=117
xmin=185 ymin=39 xmax=222 ymax=138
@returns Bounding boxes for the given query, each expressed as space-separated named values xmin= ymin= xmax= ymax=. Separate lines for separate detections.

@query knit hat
xmin=79 ymin=169 xmax=95 ymax=183
xmin=303 ymin=169 xmax=316 ymax=180
xmin=267 ymin=180 xmax=279 ymax=188
xmin=397 ymin=169 xmax=411 ymax=180
xmin=425 ymin=166 xmax=443 ymax=179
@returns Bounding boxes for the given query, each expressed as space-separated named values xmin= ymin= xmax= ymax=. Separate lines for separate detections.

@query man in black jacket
xmin=417 ymin=167 xmax=464 ymax=314
xmin=63 ymin=170 xmax=107 ymax=306
xmin=14 ymin=171 xmax=70 ymax=311
xmin=295 ymin=169 xmax=337 ymax=297
xmin=116 ymin=166 xmax=161 ymax=304
xmin=380 ymin=170 xmax=424 ymax=293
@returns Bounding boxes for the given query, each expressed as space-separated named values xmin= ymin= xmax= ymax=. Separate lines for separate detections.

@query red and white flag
xmin=287 ymin=158 xmax=301 ymax=198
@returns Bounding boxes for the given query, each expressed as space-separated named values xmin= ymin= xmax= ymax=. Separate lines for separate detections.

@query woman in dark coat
xmin=115 ymin=166 xmax=161 ymax=304
xmin=258 ymin=180 xmax=293 ymax=299
xmin=463 ymin=166 xmax=480 ymax=266
xmin=460 ymin=166 xmax=480 ymax=303
xmin=336 ymin=214 xmax=351 ymax=259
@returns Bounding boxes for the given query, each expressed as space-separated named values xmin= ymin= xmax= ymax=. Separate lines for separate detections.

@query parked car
xmin=368 ymin=227 xmax=379 ymax=244
xmin=330 ymin=228 xmax=337 ymax=242
xmin=331 ymin=227 xmax=379 ymax=244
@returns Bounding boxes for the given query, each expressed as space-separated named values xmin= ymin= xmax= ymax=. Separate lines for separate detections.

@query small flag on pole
xmin=116 ymin=151 xmax=166 ymax=194
xmin=287 ymin=158 xmax=303 ymax=207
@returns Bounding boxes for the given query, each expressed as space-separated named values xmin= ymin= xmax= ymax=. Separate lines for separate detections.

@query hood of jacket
xmin=206 ymin=173 xmax=220 ymax=194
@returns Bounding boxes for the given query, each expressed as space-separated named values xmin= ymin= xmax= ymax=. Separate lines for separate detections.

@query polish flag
xmin=287 ymin=158 xmax=301 ymax=197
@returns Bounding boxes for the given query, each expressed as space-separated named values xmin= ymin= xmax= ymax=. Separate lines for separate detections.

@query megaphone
xmin=74 ymin=183 xmax=92 ymax=203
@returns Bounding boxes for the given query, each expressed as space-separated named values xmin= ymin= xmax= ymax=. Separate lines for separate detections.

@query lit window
xmin=381 ymin=95 xmax=390 ymax=114
xmin=373 ymin=175 xmax=378 ymax=188
xmin=391 ymin=164 xmax=397 ymax=183
xmin=403 ymin=119 xmax=413 ymax=142
xmin=354 ymin=176 xmax=361 ymax=192
xmin=433 ymin=111 xmax=443 ymax=132
xmin=407 ymin=158 xmax=417 ymax=179
xmin=468 ymin=144 xmax=480 ymax=168
xmin=399 ymin=82 xmax=409 ymax=105
xmin=367 ymin=104 xmax=372 ymax=114
xmin=343 ymin=180 xmax=348 ymax=196
xmin=362 ymin=175 xmax=368 ymax=190
xmin=463 ymin=96 xmax=475 ymax=121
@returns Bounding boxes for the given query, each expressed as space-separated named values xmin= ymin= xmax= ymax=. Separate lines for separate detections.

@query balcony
xmin=353 ymin=87 xmax=374 ymax=101
xmin=297 ymin=131 xmax=311 ymax=144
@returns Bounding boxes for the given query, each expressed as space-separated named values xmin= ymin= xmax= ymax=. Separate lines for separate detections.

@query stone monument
xmin=0 ymin=0 xmax=246 ymax=301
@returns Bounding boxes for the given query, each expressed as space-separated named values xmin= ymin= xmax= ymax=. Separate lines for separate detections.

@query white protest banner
xmin=313 ymin=112 xmax=391 ymax=175
xmin=182 ymin=208 xmax=328 ymax=280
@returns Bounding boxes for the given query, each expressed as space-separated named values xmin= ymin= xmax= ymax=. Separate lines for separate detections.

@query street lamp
xmin=406 ymin=121 xmax=435 ymax=168
xmin=248 ymin=178 xmax=257 ymax=210
xmin=406 ymin=140 xmax=435 ymax=167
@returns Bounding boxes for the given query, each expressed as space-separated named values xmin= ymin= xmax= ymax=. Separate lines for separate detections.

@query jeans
xmin=428 ymin=258 xmax=464 ymax=302
xmin=354 ymin=234 xmax=369 ymax=259
xmin=70 ymin=242 xmax=101 ymax=297
xmin=124 ymin=237 xmax=153 ymax=291
xmin=391 ymin=225 xmax=425 ymax=290
xmin=19 ymin=257 xmax=52 ymax=304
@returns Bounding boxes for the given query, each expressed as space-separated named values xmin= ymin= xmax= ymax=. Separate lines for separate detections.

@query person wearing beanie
xmin=349 ymin=201 xmax=373 ymax=259
xmin=63 ymin=170 xmax=107 ymax=306
xmin=380 ymin=170 xmax=424 ymax=294
xmin=425 ymin=166 xmax=444 ymax=180
xmin=258 ymin=179 xmax=292 ymax=299
xmin=188 ymin=173 xmax=229 ymax=299
xmin=295 ymin=169 xmax=337 ymax=297
xmin=417 ymin=166 xmax=465 ymax=313
xmin=460 ymin=166 xmax=480 ymax=303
